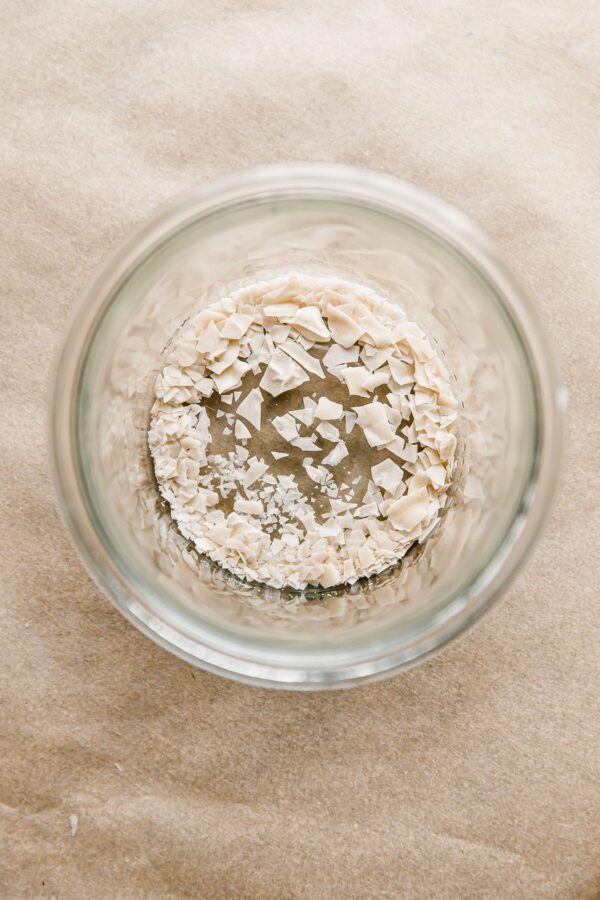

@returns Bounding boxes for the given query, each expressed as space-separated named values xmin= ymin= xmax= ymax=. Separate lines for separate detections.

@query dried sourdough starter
xmin=149 ymin=273 xmax=458 ymax=590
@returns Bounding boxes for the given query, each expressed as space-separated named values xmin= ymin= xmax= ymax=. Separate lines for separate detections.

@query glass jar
xmin=51 ymin=163 xmax=564 ymax=689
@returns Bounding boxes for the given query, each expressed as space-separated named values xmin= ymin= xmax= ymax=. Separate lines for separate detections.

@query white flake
xmin=388 ymin=357 xmax=414 ymax=386
xmin=358 ymin=545 xmax=376 ymax=569
xmin=386 ymin=436 xmax=408 ymax=459
xmin=364 ymin=370 xmax=390 ymax=392
xmin=272 ymin=413 xmax=299 ymax=442
xmin=196 ymin=320 xmax=226 ymax=355
xmin=396 ymin=443 xmax=418 ymax=463
xmin=296 ymin=334 xmax=316 ymax=351
xmin=212 ymin=359 xmax=249 ymax=394
xmin=322 ymin=441 xmax=348 ymax=467
xmin=314 ymin=397 xmax=344 ymax=420
xmin=292 ymin=436 xmax=320 ymax=452
xmin=316 ymin=422 xmax=340 ymax=442
xmin=291 ymin=307 xmax=331 ymax=342
xmin=207 ymin=343 xmax=241 ymax=374
xmin=243 ymin=461 xmax=269 ymax=488
xmin=280 ymin=338 xmax=325 ymax=377
xmin=387 ymin=487 xmax=432 ymax=532
xmin=326 ymin=304 xmax=365 ymax=347
xmin=304 ymin=464 xmax=328 ymax=484
xmin=270 ymin=324 xmax=292 ymax=343
xmin=360 ymin=346 xmax=389 ymax=371
xmin=341 ymin=365 xmax=372 ymax=398
xmin=345 ymin=411 xmax=358 ymax=434
xmin=425 ymin=464 xmax=447 ymax=489
xmin=371 ymin=459 xmax=404 ymax=495
xmin=290 ymin=407 xmax=315 ymax=427
xmin=354 ymin=501 xmax=379 ymax=518
xmin=320 ymin=564 xmax=341 ymax=588
xmin=342 ymin=365 xmax=389 ymax=396
xmin=234 ymin=497 xmax=264 ymax=515
xmin=263 ymin=300 xmax=300 ymax=319
xmin=235 ymin=420 xmax=251 ymax=441
xmin=259 ymin=348 xmax=310 ymax=397
xmin=194 ymin=377 xmax=214 ymax=397
xmin=353 ymin=401 xmax=397 ymax=447
xmin=323 ymin=343 xmax=360 ymax=368
xmin=236 ymin=388 xmax=263 ymax=430
xmin=357 ymin=311 xmax=390 ymax=348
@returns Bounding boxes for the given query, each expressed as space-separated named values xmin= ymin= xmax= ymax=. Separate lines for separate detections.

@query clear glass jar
xmin=51 ymin=163 xmax=564 ymax=689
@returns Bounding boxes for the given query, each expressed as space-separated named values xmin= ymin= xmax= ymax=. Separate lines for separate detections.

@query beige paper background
xmin=1 ymin=2 xmax=599 ymax=897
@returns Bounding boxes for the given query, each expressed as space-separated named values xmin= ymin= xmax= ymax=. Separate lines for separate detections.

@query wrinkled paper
xmin=1 ymin=2 xmax=599 ymax=897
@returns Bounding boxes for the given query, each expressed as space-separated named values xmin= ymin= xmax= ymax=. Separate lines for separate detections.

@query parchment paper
xmin=1 ymin=2 xmax=598 ymax=897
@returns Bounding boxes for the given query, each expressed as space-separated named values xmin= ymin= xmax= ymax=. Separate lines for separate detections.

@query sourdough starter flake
xmin=148 ymin=273 xmax=458 ymax=590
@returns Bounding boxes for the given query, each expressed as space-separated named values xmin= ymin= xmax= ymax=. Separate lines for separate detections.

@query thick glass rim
xmin=50 ymin=163 xmax=564 ymax=689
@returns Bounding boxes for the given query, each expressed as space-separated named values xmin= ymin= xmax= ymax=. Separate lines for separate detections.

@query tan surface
xmin=1 ymin=2 xmax=599 ymax=897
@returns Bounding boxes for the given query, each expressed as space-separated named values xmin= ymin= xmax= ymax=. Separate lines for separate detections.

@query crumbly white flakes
xmin=149 ymin=272 xmax=458 ymax=590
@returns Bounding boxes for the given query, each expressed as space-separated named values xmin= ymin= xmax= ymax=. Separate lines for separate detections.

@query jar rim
xmin=50 ymin=163 xmax=565 ymax=688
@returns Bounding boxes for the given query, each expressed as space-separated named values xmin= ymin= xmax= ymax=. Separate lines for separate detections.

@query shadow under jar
xmin=51 ymin=164 xmax=564 ymax=689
